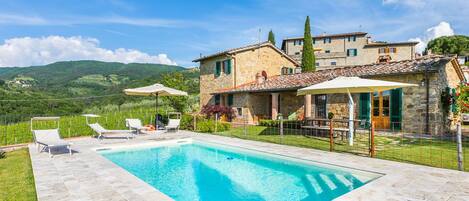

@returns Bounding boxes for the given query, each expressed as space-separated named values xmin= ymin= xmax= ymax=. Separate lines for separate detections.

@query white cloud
xmin=408 ymin=21 xmax=455 ymax=53
xmin=0 ymin=36 xmax=176 ymax=67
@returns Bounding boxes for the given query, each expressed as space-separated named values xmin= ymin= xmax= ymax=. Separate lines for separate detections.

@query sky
xmin=0 ymin=0 xmax=467 ymax=67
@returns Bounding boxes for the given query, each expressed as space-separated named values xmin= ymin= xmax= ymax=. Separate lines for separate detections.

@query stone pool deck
xmin=29 ymin=131 xmax=469 ymax=201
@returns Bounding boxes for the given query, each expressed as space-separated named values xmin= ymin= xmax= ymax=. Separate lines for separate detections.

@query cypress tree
xmin=268 ymin=30 xmax=276 ymax=45
xmin=302 ymin=16 xmax=316 ymax=72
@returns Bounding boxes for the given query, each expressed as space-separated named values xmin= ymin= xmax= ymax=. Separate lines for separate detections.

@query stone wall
xmin=279 ymin=92 xmax=304 ymax=119
xmin=198 ymin=45 xmax=297 ymax=108
xmin=284 ymin=36 xmax=415 ymax=68
xmin=236 ymin=62 xmax=461 ymax=134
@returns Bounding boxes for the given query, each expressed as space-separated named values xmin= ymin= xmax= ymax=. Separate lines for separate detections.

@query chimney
xmin=256 ymin=72 xmax=266 ymax=84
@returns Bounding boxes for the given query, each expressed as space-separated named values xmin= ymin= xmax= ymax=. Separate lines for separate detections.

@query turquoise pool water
xmin=100 ymin=141 xmax=379 ymax=201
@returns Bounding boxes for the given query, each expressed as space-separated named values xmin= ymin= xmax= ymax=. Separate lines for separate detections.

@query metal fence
xmin=208 ymin=115 xmax=467 ymax=172
xmin=1 ymin=110 xmax=467 ymax=172
xmin=0 ymin=108 xmax=157 ymax=146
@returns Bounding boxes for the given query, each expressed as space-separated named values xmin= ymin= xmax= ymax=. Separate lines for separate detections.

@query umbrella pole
xmin=347 ymin=89 xmax=354 ymax=146
xmin=155 ymin=94 xmax=159 ymax=129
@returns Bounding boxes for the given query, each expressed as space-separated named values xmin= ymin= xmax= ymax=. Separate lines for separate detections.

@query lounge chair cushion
xmin=88 ymin=123 xmax=107 ymax=134
xmin=126 ymin=119 xmax=145 ymax=129
xmin=166 ymin=119 xmax=180 ymax=128
xmin=33 ymin=129 xmax=70 ymax=146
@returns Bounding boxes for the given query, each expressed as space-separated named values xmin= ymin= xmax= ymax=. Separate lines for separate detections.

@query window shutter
xmin=228 ymin=94 xmax=234 ymax=106
xmin=451 ymin=88 xmax=457 ymax=113
xmin=390 ymin=88 xmax=403 ymax=130
xmin=215 ymin=61 xmax=221 ymax=77
xmin=347 ymin=49 xmax=350 ymax=56
xmin=359 ymin=93 xmax=371 ymax=128
xmin=354 ymin=49 xmax=358 ymax=56
xmin=225 ymin=59 xmax=231 ymax=74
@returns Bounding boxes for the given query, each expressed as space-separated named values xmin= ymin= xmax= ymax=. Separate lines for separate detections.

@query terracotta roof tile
xmin=217 ymin=56 xmax=453 ymax=94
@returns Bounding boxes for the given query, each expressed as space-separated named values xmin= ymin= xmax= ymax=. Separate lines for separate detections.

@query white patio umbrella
xmin=298 ymin=76 xmax=417 ymax=146
xmin=124 ymin=84 xmax=188 ymax=127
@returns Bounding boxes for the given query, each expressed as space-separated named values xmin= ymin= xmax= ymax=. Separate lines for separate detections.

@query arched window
xmin=261 ymin=71 xmax=268 ymax=80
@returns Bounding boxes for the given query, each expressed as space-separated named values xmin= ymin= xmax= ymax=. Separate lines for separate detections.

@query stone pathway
xmin=29 ymin=131 xmax=469 ymax=201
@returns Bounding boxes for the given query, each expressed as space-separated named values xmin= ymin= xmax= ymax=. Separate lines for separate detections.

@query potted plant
xmin=327 ymin=112 xmax=334 ymax=120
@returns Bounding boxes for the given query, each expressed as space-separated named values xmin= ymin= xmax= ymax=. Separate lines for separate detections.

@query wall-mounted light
xmin=420 ymin=78 xmax=426 ymax=87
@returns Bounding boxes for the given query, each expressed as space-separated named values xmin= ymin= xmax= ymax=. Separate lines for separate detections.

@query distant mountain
xmin=0 ymin=60 xmax=186 ymax=87
xmin=0 ymin=60 xmax=200 ymax=119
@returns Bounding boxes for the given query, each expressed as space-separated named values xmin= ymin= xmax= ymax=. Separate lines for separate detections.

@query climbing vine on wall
xmin=457 ymin=83 xmax=469 ymax=114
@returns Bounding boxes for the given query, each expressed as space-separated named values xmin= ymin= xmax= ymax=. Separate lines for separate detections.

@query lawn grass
xmin=0 ymin=149 xmax=37 ymax=201
xmin=218 ymin=126 xmax=469 ymax=171
xmin=0 ymin=107 xmax=156 ymax=146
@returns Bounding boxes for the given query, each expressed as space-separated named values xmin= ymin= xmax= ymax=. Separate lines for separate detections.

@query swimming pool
xmin=99 ymin=140 xmax=381 ymax=201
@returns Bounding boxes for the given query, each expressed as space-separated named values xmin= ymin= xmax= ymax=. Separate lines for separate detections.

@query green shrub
xmin=195 ymin=118 xmax=231 ymax=133
xmin=179 ymin=114 xmax=195 ymax=130
xmin=259 ymin=119 xmax=303 ymax=128
xmin=0 ymin=150 xmax=5 ymax=159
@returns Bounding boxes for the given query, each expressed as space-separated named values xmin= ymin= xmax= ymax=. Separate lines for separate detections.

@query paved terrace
xmin=29 ymin=131 xmax=469 ymax=201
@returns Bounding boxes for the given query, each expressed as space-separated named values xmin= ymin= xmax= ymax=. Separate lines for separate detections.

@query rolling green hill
xmin=0 ymin=60 xmax=200 ymax=121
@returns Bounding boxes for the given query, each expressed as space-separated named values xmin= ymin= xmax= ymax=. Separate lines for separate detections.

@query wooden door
xmin=371 ymin=91 xmax=391 ymax=129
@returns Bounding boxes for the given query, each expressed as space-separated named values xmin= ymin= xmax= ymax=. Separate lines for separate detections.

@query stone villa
xmin=194 ymin=40 xmax=464 ymax=134
xmin=281 ymin=32 xmax=418 ymax=69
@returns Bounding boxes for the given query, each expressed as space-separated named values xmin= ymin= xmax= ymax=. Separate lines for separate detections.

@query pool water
xmin=100 ymin=142 xmax=380 ymax=201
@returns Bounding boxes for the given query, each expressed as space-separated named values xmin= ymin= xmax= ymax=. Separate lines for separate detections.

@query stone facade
xmin=282 ymin=33 xmax=417 ymax=69
xmin=197 ymin=43 xmax=298 ymax=108
xmin=229 ymin=61 xmax=462 ymax=134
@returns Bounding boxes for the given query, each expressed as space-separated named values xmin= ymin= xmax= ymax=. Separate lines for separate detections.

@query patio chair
xmin=33 ymin=129 xmax=72 ymax=157
xmin=166 ymin=119 xmax=181 ymax=132
xmin=166 ymin=112 xmax=182 ymax=132
xmin=88 ymin=123 xmax=133 ymax=140
xmin=125 ymin=119 xmax=150 ymax=134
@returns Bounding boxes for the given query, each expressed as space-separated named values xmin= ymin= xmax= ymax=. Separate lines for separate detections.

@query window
xmin=236 ymin=107 xmax=243 ymax=116
xmin=281 ymin=67 xmax=289 ymax=75
xmin=293 ymin=40 xmax=303 ymax=46
xmin=315 ymin=95 xmax=327 ymax=118
xmin=227 ymin=94 xmax=234 ymax=106
xmin=347 ymin=36 xmax=356 ymax=42
xmin=325 ymin=50 xmax=331 ymax=53
xmin=331 ymin=61 xmax=337 ymax=66
xmin=295 ymin=52 xmax=300 ymax=55
xmin=288 ymin=68 xmax=293 ymax=74
xmin=389 ymin=47 xmax=397 ymax=53
xmin=223 ymin=59 xmax=231 ymax=74
xmin=215 ymin=61 xmax=221 ymax=77
xmin=378 ymin=48 xmax=386 ymax=54
xmin=323 ymin=37 xmax=331 ymax=43
xmin=347 ymin=49 xmax=358 ymax=57
xmin=214 ymin=94 xmax=221 ymax=105
xmin=313 ymin=38 xmax=316 ymax=44
xmin=315 ymin=62 xmax=320 ymax=67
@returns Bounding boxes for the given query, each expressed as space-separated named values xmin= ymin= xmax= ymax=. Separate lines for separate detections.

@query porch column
xmin=271 ymin=93 xmax=279 ymax=120
xmin=304 ymin=95 xmax=312 ymax=119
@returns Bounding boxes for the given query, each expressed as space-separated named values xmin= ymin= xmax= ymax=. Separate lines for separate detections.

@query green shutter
xmin=228 ymin=94 xmax=234 ymax=106
xmin=359 ymin=93 xmax=371 ymax=128
xmin=390 ymin=88 xmax=403 ymax=130
xmin=215 ymin=61 xmax=221 ymax=77
xmin=225 ymin=59 xmax=231 ymax=74
xmin=451 ymin=88 xmax=457 ymax=113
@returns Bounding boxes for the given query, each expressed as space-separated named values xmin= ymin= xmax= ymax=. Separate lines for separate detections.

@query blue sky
xmin=0 ymin=0 xmax=467 ymax=67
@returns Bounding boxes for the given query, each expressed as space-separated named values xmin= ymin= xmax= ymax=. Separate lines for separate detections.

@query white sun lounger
xmin=166 ymin=119 xmax=181 ymax=132
xmin=33 ymin=129 xmax=72 ymax=157
xmin=125 ymin=119 xmax=149 ymax=134
xmin=88 ymin=123 xmax=133 ymax=140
